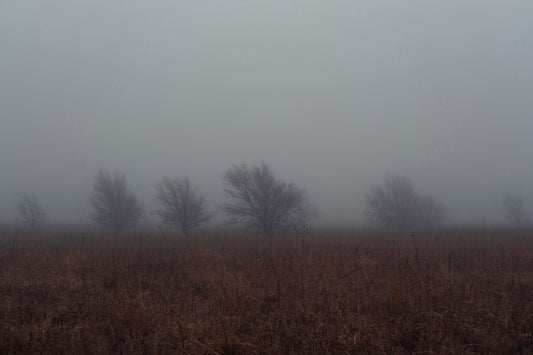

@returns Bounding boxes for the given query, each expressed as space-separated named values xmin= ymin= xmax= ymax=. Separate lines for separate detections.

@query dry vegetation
xmin=1 ymin=228 xmax=533 ymax=354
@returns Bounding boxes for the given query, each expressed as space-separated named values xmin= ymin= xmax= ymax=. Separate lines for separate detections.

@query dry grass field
xmin=1 ymin=228 xmax=533 ymax=354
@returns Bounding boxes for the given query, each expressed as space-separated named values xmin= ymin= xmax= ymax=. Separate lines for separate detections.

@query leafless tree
xmin=17 ymin=193 xmax=46 ymax=230
xmin=366 ymin=174 xmax=445 ymax=230
xmin=502 ymin=193 xmax=530 ymax=227
xmin=155 ymin=176 xmax=211 ymax=241
xmin=417 ymin=194 xmax=446 ymax=230
xmin=90 ymin=170 xmax=144 ymax=232
xmin=222 ymin=162 xmax=311 ymax=236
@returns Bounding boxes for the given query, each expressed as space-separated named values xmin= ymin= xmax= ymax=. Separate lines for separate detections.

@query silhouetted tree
xmin=17 ymin=193 xmax=46 ymax=230
xmin=155 ymin=176 xmax=211 ymax=242
xmin=90 ymin=170 xmax=144 ymax=232
xmin=417 ymin=194 xmax=446 ymax=229
xmin=222 ymin=162 xmax=311 ymax=236
xmin=366 ymin=174 xmax=445 ymax=230
xmin=502 ymin=193 xmax=530 ymax=227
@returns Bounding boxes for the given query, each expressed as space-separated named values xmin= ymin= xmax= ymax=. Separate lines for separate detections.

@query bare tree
xmin=502 ymin=193 xmax=530 ymax=227
xmin=417 ymin=194 xmax=446 ymax=230
xmin=17 ymin=193 xmax=46 ymax=230
xmin=366 ymin=174 xmax=445 ymax=230
xmin=90 ymin=170 xmax=144 ymax=232
xmin=222 ymin=162 xmax=311 ymax=236
xmin=155 ymin=176 xmax=211 ymax=241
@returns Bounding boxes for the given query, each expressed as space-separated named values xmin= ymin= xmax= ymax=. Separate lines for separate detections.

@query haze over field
xmin=1 ymin=1 xmax=532 ymax=226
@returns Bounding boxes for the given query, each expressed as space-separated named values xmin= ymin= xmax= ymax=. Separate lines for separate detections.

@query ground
xmin=1 ymin=228 xmax=532 ymax=354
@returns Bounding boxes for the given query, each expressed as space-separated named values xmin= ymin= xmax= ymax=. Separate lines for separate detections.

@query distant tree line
xmin=87 ymin=162 xmax=314 ymax=237
xmin=9 ymin=162 xmax=531 ymax=234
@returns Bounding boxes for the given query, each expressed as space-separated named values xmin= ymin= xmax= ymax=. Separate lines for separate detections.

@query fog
xmin=1 ymin=1 xmax=532 ymax=226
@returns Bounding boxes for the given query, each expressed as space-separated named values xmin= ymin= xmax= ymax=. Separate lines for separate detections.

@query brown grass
xmin=1 ymin=228 xmax=533 ymax=354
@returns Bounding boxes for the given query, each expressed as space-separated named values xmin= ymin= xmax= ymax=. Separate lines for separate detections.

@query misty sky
xmin=1 ymin=1 xmax=532 ymax=226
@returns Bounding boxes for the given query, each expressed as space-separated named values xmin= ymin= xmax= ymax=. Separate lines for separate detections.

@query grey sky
xmin=1 ymin=1 xmax=532 ymax=225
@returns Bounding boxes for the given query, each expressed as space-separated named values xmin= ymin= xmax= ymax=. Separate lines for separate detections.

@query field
xmin=1 ymin=228 xmax=533 ymax=354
